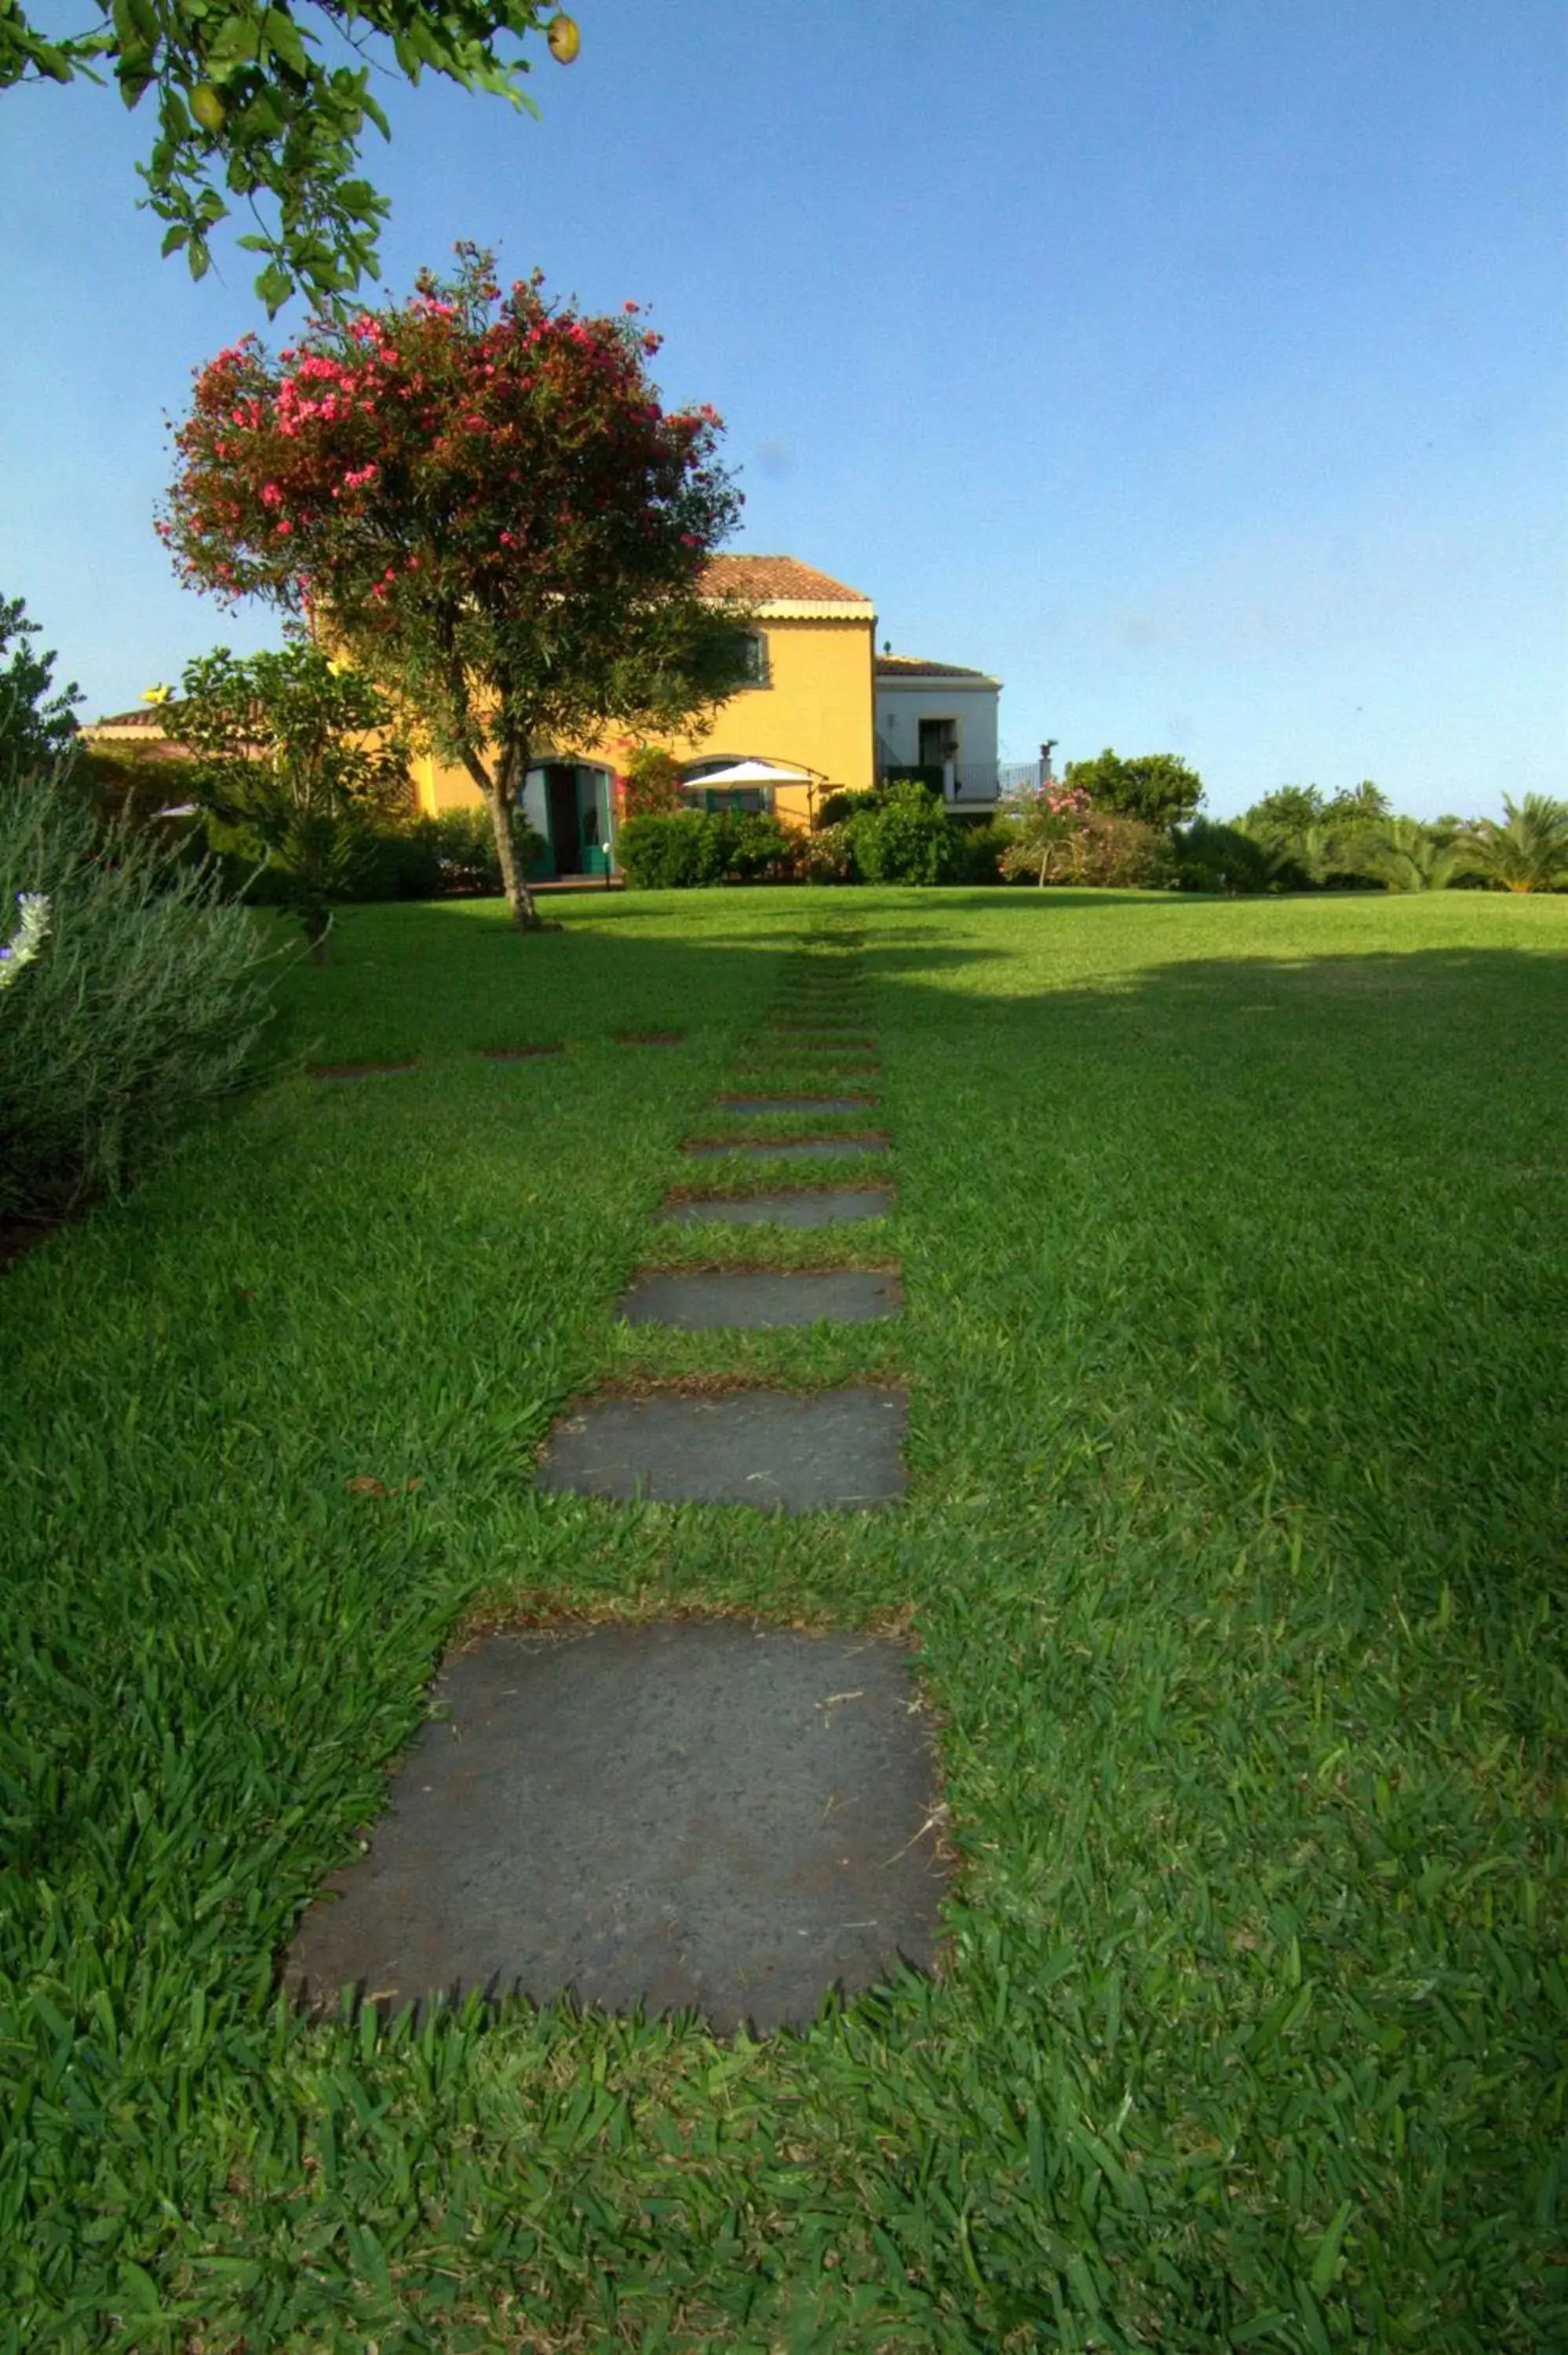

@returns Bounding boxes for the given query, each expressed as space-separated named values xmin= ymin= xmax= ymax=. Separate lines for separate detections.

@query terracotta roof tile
xmin=701 ymin=554 xmax=873 ymax=605
xmin=84 ymin=707 xmax=181 ymax=731
xmin=874 ymin=655 xmax=994 ymax=681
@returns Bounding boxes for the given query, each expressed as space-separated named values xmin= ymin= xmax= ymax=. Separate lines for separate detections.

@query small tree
xmin=1063 ymin=747 xmax=1204 ymax=832
xmin=1245 ymin=784 xmax=1326 ymax=842
xmin=162 ymin=246 xmax=748 ymax=929
xmin=1001 ymin=781 xmax=1095 ymax=885
xmin=1 ymin=594 xmax=80 ymax=769
xmin=168 ymin=641 xmax=410 ymax=958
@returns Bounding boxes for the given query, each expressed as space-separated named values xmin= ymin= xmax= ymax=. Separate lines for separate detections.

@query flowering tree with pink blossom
xmin=1002 ymin=782 xmax=1096 ymax=885
xmin=161 ymin=245 xmax=748 ymax=926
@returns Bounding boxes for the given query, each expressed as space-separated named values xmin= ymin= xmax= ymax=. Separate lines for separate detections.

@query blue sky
xmin=2 ymin=0 xmax=1563 ymax=818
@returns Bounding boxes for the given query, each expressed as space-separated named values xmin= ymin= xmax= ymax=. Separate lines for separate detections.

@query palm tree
xmin=1459 ymin=795 xmax=1568 ymax=894
xmin=1363 ymin=816 xmax=1464 ymax=893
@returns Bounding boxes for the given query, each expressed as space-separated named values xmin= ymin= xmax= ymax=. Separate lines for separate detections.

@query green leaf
xmin=253 ymin=259 xmax=295 ymax=314
xmin=1308 ymin=2200 xmax=1355 ymax=2298
xmin=262 ymin=5 xmax=311 ymax=78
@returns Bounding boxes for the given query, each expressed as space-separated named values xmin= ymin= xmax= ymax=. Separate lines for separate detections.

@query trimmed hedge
xmin=617 ymin=810 xmax=796 ymax=888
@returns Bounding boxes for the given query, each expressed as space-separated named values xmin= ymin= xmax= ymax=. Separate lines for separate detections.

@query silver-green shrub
xmin=0 ymin=747 xmax=276 ymax=1221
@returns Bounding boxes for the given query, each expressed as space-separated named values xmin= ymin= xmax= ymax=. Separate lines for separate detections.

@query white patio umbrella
xmin=684 ymin=759 xmax=815 ymax=787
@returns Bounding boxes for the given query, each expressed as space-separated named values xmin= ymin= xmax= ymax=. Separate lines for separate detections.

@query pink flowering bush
xmin=1000 ymin=785 xmax=1169 ymax=889
xmin=161 ymin=245 xmax=749 ymax=927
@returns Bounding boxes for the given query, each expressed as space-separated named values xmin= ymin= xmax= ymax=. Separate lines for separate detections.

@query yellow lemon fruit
xmin=191 ymin=83 xmax=226 ymax=133
xmin=546 ymin=13 xmax=580 ymax=63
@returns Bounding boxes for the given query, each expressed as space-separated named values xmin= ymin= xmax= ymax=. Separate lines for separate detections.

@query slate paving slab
xmin=718 ymin=1096 xmax=877 ymax=1115
xmin=683 ymin=1137 xmax=890 ymax=1160
xmin=655 ymin=1188 xmax=894 ymax=1228
xmin=618 ymin=1269 xmax=903 ymax=1327
xmin=286 ymin=1622 xmax=945 ymax=2034
xmin=537 ymin=1382 xmax=907 ymax=1509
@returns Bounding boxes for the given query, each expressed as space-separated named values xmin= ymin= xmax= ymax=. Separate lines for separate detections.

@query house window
xmin=722 ymin=629 xmax=769 ymax=688
xmin=701 ymin=787 xmax=770 ymax=814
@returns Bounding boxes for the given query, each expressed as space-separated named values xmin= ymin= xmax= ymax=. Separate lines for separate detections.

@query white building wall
xmin=874 ymin=681 xmax=1000 ymax=773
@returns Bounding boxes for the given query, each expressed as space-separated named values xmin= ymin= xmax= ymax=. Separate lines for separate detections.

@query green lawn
xmin=2 ymin=886 xmax=1563 ymax=2352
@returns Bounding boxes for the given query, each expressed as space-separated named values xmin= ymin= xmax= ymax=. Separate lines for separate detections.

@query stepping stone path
xmin=617 ymin=1269 xmax=903 ymax=1328
xmin=290 ymin=931 xmax=941 ymax=2035
xmin=536 ymin=1384 xmax=909 ymax=1510
xmin=286 ymin=1623 xmax=944 ymax=2035
xmin=655 ymin=1188 xmax=893 ymax=1229
xmin=683 ymin=1135 xmax=889 ymax=1161
xmin=717 ymin=1094 xmax=877 ymax=1116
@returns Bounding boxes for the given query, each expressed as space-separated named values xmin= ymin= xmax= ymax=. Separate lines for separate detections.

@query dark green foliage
xmin=0 ymin=593 xmax=79 ymax=768
xmin=1242 ymin=783 xmax=1405 ymax=890
xmin=78 ymin=739 xmax=195 ymax=833
xmin=1064 ymin=745 xmax=1205 ymax=830
xmin=947 ymin=816 xmax=1016 ymax=885
xmin=202 ymin=805 xmax=546 ymax=905
xmin=0 ymin=744 xmax=275 ymax=1219
xmin=844 ymin=779 xmax=960 ymax=885
xmin=1458 ymin=794 xmax=1568 ymax=893
xmin=170 ymin=642 xmax=411 ymax=959
xmin=618 ymin=809 xmax=796 ymax=888
xmin=1175 ymin=816 xmax=1302 ymax=893
xmin=817 ymin=786 xmax=881 ymax=830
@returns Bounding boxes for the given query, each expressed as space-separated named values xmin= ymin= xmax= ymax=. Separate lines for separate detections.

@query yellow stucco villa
xmin=407 ymin=554 xmax=880 ymax=880
xmin=83 ymin=555 xmax=1005 ymax=884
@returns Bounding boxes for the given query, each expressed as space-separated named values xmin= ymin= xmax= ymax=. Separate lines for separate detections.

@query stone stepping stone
xmin=537 ymin=1383 xmax=907 ymax=1510
xmin=613 ymin=1031 xmax=684 ymax=1046
xmin=763 ymin=1028 xmax=876 ymax=1042
xmin=479 ymin=1043 xmax=565 ymax=1061
xmin=285 ymin=1621 xmax=945 ymax=2036
xmin=655 ymin=1188 xmax=894 ymax=1229
xmin=617 ymin=1269 xmax=903 ymax=1327
xmin=767 ymin=1016 xmax=870 ymax=1030
xmin=718 ymin=1096 xmax=877 ymax=1115
xmin=308 ymin=1059 xmax=420 ymax=1082
xmin=683 ymin=1137 xmax=890 ymax=1160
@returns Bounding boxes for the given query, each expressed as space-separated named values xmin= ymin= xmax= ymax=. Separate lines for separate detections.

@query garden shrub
xmin=195 ymin=807 xmax=539 ymax=904
xmin=0 ymin=743 xmax=275 ymax=1221
xmin=616 ymin=812 xmax=712 ymax=888
xmin=797 ymin=823 xmax=857 ymax=884
xmin=618 ymin=810 xmax=797 ymax=888
xmin=817 ymin=787 xmax=881 ymax=830
xmin=845 ymin=780 xmax=961 ymax=885
xmin=1001 ymin=797 xmax=1169 ymax=889
xmin=618 ymin=744 xmax=685 ymax=818
xmin=950 ymin=817 xmax=1017 ymax=885
xmin=1172 ymin=818 xmax=1292 ymax=894
xmin=361 ymin=809 xmax=542 ymax=900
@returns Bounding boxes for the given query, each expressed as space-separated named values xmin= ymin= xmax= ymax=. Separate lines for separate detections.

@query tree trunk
xmin=461 ymin=732 xmax=542 ymax=929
